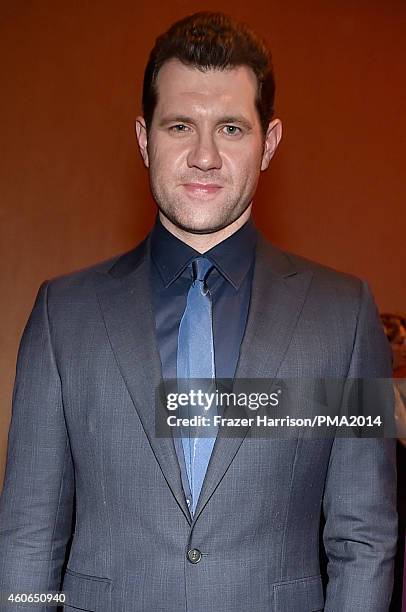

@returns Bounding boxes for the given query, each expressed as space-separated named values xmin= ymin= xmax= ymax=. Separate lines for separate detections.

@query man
xmin=0 ymin=12 xmax=397 ymax=612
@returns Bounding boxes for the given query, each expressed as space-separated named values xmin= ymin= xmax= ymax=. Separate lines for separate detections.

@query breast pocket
xmin=62 ymin=567 xmax=112 ymax=611
xmin=272 ymin=575 xmax=324 ymax=611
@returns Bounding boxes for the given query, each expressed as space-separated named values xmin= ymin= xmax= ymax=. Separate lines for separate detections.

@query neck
xmin=158 ymin=205 xmax=252 ymax=253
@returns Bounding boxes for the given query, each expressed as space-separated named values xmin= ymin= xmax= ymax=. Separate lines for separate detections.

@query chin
xmin=172 ymin=214 xmax=234 ymax=235
xmin=159 ymin=205 xmax=231 ymax=234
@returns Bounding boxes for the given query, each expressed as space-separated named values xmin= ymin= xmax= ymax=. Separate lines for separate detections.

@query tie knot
xmin=191 ymin=257 xmax=213 ymax=283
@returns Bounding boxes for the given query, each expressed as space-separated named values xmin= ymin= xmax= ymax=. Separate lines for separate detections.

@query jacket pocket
xmin=62 ymin=567 xmax=112 ymax=611
xmin=272 ymin=575 xmax=324 ymax=611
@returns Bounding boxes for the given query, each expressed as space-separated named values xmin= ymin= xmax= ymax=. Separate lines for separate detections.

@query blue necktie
xmin=177 ymin=257 xmax=217 ymax=514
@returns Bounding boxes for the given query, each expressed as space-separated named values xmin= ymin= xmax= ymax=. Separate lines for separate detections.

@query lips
xmin=182 ymin=183 xmax=223 ymax=197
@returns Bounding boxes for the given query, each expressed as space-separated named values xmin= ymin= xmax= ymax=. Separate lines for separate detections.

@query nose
xmin=187 ymin=132 xmax=222 ymax=171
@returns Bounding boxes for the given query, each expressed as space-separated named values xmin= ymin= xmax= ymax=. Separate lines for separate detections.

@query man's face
xmin=136 ymin=59 xmax=281 ymax=234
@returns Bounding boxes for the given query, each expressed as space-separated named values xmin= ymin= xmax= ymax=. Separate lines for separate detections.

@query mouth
xmin=181 ymin=183 xmax=223 ymax=198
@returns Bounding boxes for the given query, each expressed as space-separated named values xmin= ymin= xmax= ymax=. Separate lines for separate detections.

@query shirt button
xmin=187 ymin=548 xmax=202 ymax=564
xmin=186 ymin=498 xmax=191 ymax=507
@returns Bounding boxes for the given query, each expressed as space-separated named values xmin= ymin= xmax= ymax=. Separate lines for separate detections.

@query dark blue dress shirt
xmin=150 ymin=216 xmax=257 ymax=381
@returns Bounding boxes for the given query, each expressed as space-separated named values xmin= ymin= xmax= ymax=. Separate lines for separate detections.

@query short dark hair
xmin=381 ymin=313 xmax=406 ymax=344
xmin=142 ymin=12 xmax=275 ymax=135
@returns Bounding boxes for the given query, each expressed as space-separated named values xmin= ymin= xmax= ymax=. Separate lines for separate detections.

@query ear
xmin=135 ymin=116 xmax=149 ymax=168
xmin=261 ymin=118 xmax=282 ymax=171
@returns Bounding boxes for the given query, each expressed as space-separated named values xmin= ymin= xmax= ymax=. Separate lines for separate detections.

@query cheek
xmin=227 ymin=154 xmax=261 ymax=189
xmin=149 ymin=143 xmax=186 ymax=177
xmin=223 ymin=144 xmax=262 ymax=175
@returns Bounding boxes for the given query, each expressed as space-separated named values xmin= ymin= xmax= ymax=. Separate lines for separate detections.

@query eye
xmin=169 ymin=124 xmax=191 ymax=134
xmin=221 ymin=125 xmax=242 ymax=137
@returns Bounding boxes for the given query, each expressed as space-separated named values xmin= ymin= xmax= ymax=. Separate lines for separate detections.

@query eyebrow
xmin=158 ymin=115 xmax=195 ymax=126
xmin=217 ymin=116 xmax=253 ymax=130
xmin=158 ymin=115 xmax=253 ymax=130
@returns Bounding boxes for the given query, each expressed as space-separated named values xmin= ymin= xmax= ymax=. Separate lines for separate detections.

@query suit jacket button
xmin=187 ymin=548 xmax=202 ymax=564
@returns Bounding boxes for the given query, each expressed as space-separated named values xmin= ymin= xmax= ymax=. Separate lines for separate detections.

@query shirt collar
xmin=150 ymin=215 xmax=257 ymax=290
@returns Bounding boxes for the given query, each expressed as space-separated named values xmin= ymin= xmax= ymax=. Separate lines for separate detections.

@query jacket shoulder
xmin=43 ymin=237 xmax=149 ymax=296
xmin=259 ymin=235 xmax=365 ymax=296
xmin=288 ymin=250 xmax=363 ymax=292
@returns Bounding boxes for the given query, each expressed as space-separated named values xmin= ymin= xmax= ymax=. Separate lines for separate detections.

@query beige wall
xmin=1 ymin=0 xmax=405 ymax=486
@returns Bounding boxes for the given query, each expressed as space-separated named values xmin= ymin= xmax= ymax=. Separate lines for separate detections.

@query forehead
xmin=153 ymin=59 xmax=259 ymax=118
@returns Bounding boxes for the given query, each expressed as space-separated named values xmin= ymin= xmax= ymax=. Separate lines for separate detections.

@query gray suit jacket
xmin=0 ymin=233 xmax=397 ymax=611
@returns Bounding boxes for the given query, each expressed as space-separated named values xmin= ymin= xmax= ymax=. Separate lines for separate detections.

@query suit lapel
xmin=193 ymin=235 xmax=313 ymax=520
xmin=234 ymin=235 xmax=313 ymax=379
xmin=93 ymin=236 xmax=191 ymax=523
xmin=93 ymin=231 xmax=313 ymax=524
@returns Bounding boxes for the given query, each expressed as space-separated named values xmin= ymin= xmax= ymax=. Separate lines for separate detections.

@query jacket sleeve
xmin=0 ymin=281 xmax=75 ymax=611
xmin=323 ymin=280 xmax=397 ymax=612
